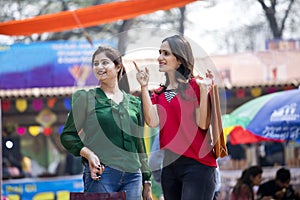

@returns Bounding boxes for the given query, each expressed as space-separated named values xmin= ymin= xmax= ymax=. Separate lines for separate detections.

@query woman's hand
xmin=142 ymin=183 xmax=153 ymax=200
xmin=88 ymin=153 xmax=105 ymax=181
xmin=134 ymin=61 xmax=149 ymax=87
xmin=196 ymin=69 xmax=214 ymax=94
xmin=80 ymin=147 xmax=105 ymax=181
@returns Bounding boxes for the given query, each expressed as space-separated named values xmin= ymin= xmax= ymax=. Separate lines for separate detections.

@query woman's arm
xmin=195 ymin=80 xmax=212 ymax=130
xmin=140 ymin=85 xmax=159 ymax=128
xmin=134 ymin=61 xmax=159 ymax=128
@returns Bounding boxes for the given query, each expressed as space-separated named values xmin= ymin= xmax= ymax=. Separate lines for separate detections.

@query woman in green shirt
xmin=60 ymin=46 xmax=152 ymax=200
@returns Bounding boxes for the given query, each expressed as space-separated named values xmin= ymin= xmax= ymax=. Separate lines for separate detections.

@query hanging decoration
xmin=32 ymin=99 xmax=44 ymax=112
xmin=266 ymin=87 xmax=277 ymax=94
xmin=1 ymin=99 xmax=11 ymax=112
xmin=43 ymin=127 xmax=52 ymax=136
xmin=16 ymin=99 xmax=28 ymax=112
xmin=47 ymin=98 xmax=57 ymax=108
xmin=58 ymin=125 xmax=64 ymax=135
xmin=16 ymin=126 xmax=27 ymax=136
xmin=225 ymin=90 xmax=232 ymax=100
xmin=250 ymin=87 xmax=262 ymax=97
xmin=236 ymin=88 xmax=245 ymax=99
xmin=36 ymin=108 xmax=57 ymax=127
xmin=29 ymin=126 xmax=41 ymax=136
xmin=284 ymin=85 xmax=295 ymax=91
xmin=64 ymin=98 xmax=71 ymax=110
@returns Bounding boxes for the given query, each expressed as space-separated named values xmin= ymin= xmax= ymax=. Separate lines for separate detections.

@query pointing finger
xmin=133 ymin=61 xmax=140 ymax=72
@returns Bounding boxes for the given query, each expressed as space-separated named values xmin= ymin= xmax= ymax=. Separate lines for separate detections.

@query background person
xmin=257 ymin=167 xmax=300 ymax=200
xmin=226 ymin=140 xmax=247 ymax=170
xmin=60 ymin=46 xmax=152 ymax=200
xmin=135 ymin=34 xmax=218 ymax=200
xmin=230 ymin=165 xmax=263 ymax=200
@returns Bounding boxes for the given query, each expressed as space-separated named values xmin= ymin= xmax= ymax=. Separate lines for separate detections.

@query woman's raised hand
xmin=196 ymin=69 xmax=214 ymax=94
xmin=134 ymin=61 xmax=149 ymax=87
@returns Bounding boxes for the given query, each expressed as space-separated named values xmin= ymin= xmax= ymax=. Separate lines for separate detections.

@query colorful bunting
xmin=43 ymin=127 xmax=52 ymax=136
xmin=32 ymin=99 xmax=44 ymax=111
xmin=36 ymin=108 xmax=57 ymax=127
xmin=250 ymin=87 xmax=262 ymax=97
xmin=1 ymin=99 xmax=11 ymax=112
xmin=29 ymin=126 xmax=41 ymax=136
xmin=266 ymin=87 xmax=277 ymax=94
xmin=47 ymin=98 xmax=57 ymax=108
xmin=284 ymin=85 xmax=295 ymax=91
xmin=64 ymin=98 xmax=71 ymax=110
xmin=16 ymin=126 xmax=27 ymax=136
xmin=58 ymin=125 xmax=64 ymax=135
xmin=225 ymin=90 xmax=232 ymax=100
xmin=236 ymin=88 xmax=245 ymax=98
xmin=16 ymin=99 xmax=28 ymax=112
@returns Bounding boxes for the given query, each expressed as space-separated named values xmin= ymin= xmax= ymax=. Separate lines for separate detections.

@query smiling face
xmin=157 ymin=41 xmax=181 ymax=73
xmin=92 ymin=52 xmax=119 ymax=83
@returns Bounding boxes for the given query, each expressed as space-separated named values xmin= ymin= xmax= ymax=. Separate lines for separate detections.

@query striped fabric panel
xmin=165 ymin=90 xmax=177 ymax=102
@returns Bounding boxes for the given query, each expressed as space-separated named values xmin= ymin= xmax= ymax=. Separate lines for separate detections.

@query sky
xmin=184 ymin=0 xmax=264 ymax=55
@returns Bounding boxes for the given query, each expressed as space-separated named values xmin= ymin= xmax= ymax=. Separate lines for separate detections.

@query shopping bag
xmin=70 ymin=191 xmax=126 ymax=200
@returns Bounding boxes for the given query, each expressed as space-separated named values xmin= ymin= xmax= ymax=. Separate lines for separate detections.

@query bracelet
xmin=144 ymin=180 xmax=152 ymax=185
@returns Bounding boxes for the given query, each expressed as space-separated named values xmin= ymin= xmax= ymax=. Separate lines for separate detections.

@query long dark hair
xmin=155 ymin=35 xmax=194 ymax=97
xmin=233 ymin=166 xmax=263 ymax=200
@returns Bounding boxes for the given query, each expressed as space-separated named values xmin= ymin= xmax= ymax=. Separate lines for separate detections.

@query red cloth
xmin=0 ymin=0 xmax=195 ymax=36
xmin=230 ymin=126 xmax=283 ymax=145
xmin=151 ymin=78 xmax=217 ymax=167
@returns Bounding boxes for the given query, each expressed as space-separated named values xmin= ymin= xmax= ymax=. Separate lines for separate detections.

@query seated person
xmin=257 ymin=167 xmax=300 ymax=200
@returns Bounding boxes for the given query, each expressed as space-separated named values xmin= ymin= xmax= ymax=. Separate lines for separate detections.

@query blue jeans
xmin=161 ymin=151 xmax=216 ymax=200
xmin=83 ymin=162 xmax=142 ymax=200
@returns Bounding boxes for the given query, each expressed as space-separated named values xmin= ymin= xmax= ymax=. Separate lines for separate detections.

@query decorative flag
xmin=17 ymin=126 xmax=27 ymax=136
xmin=43 ymin=127 xmax=52 ymax=136
xmin=47 ymin=98 xmax=57 ymax=108
xmin=284 ymin=85 xmax=294 ymax=90
xmin=236 ymin=88 xmax=245 ymax=98
xmin=266 ymin=87 xmax=277 ymax=94
xmin=29 ymin=126 xmax=41 ymax=136
xmin=64 ymin=98 xmax=71 ymax=110
xmin=1 ymin=99 xmax=11 ymax=112
xmin=32 ymin=99 xmax=44 ymax=111
xmin=58 ymin=125 xmax=64 ymax=135
xmin=250 ymin=87 xmax=262 ymax=97
xmin=225 ymin=90 xmax=232 ymax=100
xmin=16 ymin=99 xmax=28 ymax=112
xmin=36 ymin=108 xmax=57 ymax=127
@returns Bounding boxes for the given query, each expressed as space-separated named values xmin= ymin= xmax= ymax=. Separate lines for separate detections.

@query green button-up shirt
xmin=60 ymin=88 xmax=151 ymax=181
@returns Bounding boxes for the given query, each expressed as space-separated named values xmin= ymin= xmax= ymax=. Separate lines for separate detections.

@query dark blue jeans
xmin=83 ymin=162 xmax=142 ymax=200
xmin=161 ymin=151 xmax=216 ymax=200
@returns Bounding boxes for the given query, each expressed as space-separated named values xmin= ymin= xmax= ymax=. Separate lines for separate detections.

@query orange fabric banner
xmin=0 ymin=0 xmax=196 ymax=36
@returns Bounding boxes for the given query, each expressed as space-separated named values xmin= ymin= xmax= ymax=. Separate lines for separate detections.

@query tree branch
xmin=279 ymin=0 xmax=295 ymax=33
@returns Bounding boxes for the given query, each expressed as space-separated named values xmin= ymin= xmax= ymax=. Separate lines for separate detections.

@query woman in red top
xmin=135 ymin=35 xmax=217 ymax=200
